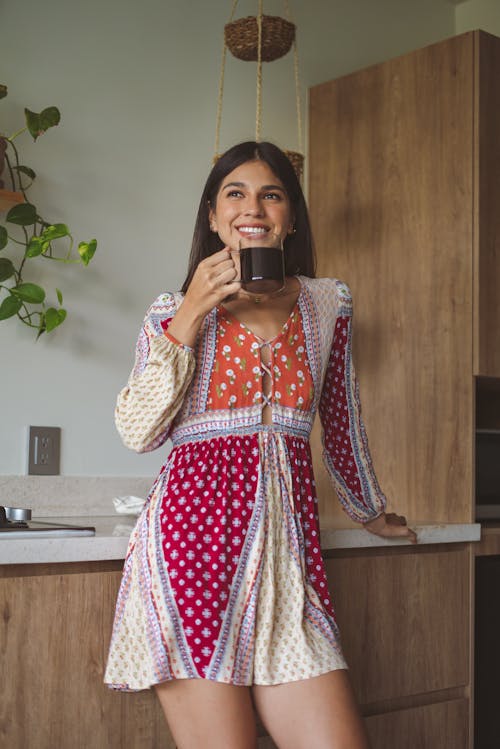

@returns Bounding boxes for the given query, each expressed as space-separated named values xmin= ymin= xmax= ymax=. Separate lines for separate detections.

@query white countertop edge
xmin=0 ymin=517 xmax=482 ymax=566
xmin=0 ymin=536 xmax=130 ymax=565
xmin=320 ymin=522 xmax=481 ymax=550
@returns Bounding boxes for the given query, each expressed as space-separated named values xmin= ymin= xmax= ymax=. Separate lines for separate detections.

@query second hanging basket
xmin=214 ymin=1 xmax=304 ymax=181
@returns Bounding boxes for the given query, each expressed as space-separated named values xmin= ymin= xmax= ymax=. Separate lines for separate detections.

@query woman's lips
xmin=236 ymin=226 xmax=270 ymax=237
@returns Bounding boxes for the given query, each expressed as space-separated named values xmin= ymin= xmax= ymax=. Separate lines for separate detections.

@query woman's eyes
xmin=226 ymin=190 xmax=282 ymax=200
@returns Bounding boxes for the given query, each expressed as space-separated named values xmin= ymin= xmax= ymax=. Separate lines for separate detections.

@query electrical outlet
xmin=28 ymin=426 xmax=61 ymax=475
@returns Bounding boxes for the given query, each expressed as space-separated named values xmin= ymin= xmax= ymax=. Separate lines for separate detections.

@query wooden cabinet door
xmin=257 ymin=699 xmax=469 ymax=749
xmin=325 ymin=546 xmax=470 ymax=705
xmin=254 ymin=547 xmax=471 ymax=749
xmin=309 ymin=33 xmax=474 ymax=525
xmin=0 ymin=564 xmax=174 ymax=749
xmin=366 ymin=698 xmax=469 ymax=749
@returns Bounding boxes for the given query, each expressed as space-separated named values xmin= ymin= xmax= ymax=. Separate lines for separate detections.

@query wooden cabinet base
xmin=0 ymin=562 xmax=174 ymax=749
xmin=258 ymin=698 xmax=469 ymax=749
xmin=325 ymin=545 xmax=470 ymax=704
xmin=366 ymin=698 xmax=469 ymax=749
xmin=1 ymin=544 xmax=472 ymax=748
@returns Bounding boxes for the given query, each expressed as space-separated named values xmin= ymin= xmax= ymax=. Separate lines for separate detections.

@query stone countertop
xmin=0 ymin=516 xmax=482 ymax=566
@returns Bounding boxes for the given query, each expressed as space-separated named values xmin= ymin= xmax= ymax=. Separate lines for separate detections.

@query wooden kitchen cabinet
xmin=308 ymin=30 xmax=493 ymax=749
xmin=255 ymin=699 xmax=469 ymax=749
xmin=365 ymin=699 xmax=469 ymax=749
xmin=310 ymin=30 xmax=500 ymax=530
xmin=327 ymin=544 xmax=472 ymax=749
xmin=0 ymin=562 xmax=174 ymax=749
xmin=326 ymin=545 xmax=470 ymax=705
xmin=255 ymin=543 xmax=472 ymax=749
xmin=0 ymin=545 xmax=473 ymax=749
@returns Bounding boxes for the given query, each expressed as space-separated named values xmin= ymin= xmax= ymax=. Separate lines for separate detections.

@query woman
xmin=105 ymin=141 xmax=417 ymax=749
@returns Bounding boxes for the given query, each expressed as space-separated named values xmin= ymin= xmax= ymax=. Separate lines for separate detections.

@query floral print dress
xmin=104 ymin=276 xmax=386 ymax=691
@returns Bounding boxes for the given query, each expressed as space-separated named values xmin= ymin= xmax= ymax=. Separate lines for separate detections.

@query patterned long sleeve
xmin=318 ymin=287 xmax=387 ymax=523
xmin=115 ymin=293 xmax=196 ymax=453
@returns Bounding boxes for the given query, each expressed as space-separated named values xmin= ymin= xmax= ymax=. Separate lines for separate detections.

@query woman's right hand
xmin=183 ymin=248 xmax=241 ymax=317
xmin=167 ymin=248 xmax=241 ymax=348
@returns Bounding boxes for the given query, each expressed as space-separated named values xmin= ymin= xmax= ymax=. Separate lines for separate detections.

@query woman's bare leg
xmin=155 ymin=679 xmax=258 ymax=749
xmin=252 ymin=669 xmax=370 ymax=749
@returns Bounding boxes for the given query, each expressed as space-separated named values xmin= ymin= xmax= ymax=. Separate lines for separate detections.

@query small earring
xmin=288 ymin=226 xmax=296 ymax=235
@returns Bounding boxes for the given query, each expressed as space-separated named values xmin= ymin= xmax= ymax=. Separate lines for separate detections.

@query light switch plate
xmin=28 ymin=426 xmax=61 ymax=475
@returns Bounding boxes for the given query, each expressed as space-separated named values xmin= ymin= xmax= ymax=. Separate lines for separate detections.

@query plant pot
xmin=283 ymin=150 xmax=304 ymax=182
xmin=0 ymin=189 xmax=24 ymax=213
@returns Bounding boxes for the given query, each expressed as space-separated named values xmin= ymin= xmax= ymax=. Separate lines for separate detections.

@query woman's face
xmin=208 ymin=159 xmax=294 ymax=252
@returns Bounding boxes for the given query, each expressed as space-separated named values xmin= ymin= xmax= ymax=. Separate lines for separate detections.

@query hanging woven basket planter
xmin=214 ymin=1 xmax=304 ymax=181
xmin=225 ymin=14 xmax=295 ymax=62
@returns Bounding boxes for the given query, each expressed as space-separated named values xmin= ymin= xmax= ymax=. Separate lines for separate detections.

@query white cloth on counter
xmin=112 ymin=495 xmax=146 ymax=516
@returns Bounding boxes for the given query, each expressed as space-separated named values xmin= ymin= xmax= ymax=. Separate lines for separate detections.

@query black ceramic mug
xmin=238 ymin=233 xmax=285 ymax=295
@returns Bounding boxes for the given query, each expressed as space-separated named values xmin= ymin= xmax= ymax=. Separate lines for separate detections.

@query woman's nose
xmin=243 ymin=195 xmax=264 ymax=216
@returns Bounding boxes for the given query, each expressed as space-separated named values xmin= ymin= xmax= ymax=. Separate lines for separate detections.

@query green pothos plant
xmin=0 ymin=84 xmax=97 ymax=338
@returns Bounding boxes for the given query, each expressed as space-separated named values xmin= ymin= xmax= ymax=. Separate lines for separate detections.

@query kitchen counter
xmin=0 ymin=515 xmax=481 ymax=565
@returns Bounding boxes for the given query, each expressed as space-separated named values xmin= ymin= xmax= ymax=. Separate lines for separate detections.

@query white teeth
xmin=239 ymin=227 xmax=267 ymax=234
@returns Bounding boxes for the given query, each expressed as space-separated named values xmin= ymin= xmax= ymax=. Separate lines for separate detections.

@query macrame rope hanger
xmin=214 ymin=0 xmax=304 ymax=179
xmin=255 ymin=0 xmax=263 ymax=143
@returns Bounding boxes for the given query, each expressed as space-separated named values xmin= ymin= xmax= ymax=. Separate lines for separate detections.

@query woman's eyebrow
xmin=221 ymin=181 xmax=285 ymax=191
xmin=261 ymin=184 xmax=285 ymax=191
xmin=221 ymin=181 xmax=246 ymax=190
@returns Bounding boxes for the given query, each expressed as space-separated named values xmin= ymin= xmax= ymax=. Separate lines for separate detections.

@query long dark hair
xmin=181 ymin=141 xmax=316 ymax=292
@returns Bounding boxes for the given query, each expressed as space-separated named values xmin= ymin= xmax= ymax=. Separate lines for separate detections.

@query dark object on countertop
xmin=0 ymin=505 xmax=95 ymax=535
xmin=0 ymin=505 xmax=30 ymax=528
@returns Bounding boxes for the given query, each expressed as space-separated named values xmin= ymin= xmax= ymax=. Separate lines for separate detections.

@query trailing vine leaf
xmin=12 ymin=165 xmax=36 ymax=188
xmin=25 ymin=237 xmax=44 ymax=257
xmin=42 ymin=223 xmax=69 ymax=241
xmin=13 ymin=165 xmax=36 ymax=180
xmin=45 ymin=307 xmax=67 ymax=332
xmin=6 ymin=203 xmax=37 ymax=226
xmin=24 ymin=109 xmax=41 ymax=140
xmin=0 ymin=294 xmax=22 ymax=320
xmin=36 ymin=313 xmax=46 ymax=339
xmin=1 ymin=89 xmax=97 ymax=337
xmin=0 ymin=257 xmax=15 ymax=281
xmin=78 ymin=239 xmax=97 ymax=266
xmin=0 ymin=226 xmax=8 ymax=250
xmin=39 ymin=107 xmax=60 ymax=132
xmin=25 ymin=107 xmax=60 ymax=140
xmin=11 ymin=282 xmax=46 ymax=304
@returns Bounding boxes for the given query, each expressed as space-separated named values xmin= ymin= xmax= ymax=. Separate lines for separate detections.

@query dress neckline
xmin=217 ymin=277 xmax=303 ymax=345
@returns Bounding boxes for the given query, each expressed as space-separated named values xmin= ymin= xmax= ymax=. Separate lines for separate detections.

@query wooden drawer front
xmin=0 ymin=570 xmax=174 ymax=749
xmin=257 ymin=699 xmax=468 ymax=749
xmin=366 ymin=698 xmax=469 ymax=749
xmin=325 ymin=547 xmax=470 ymax=704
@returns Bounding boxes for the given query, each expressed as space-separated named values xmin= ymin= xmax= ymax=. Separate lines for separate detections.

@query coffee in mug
xmin=239 ymin=240 xmax=285 ymax=295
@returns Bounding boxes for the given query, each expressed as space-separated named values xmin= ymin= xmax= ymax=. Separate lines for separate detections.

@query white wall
xmin=455 ymin=0 xmax=500 ymax=34
xmin=1 ymin=0 xmax=455 ymax=478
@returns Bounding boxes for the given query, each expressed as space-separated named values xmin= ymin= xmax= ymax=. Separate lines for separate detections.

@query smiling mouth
xmin=236 ymin=226 xmax=270 ymax=236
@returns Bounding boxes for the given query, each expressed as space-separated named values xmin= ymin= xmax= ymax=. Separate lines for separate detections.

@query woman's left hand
xmin=364 ymin=512 xmax=417 ymax=544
